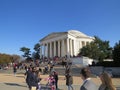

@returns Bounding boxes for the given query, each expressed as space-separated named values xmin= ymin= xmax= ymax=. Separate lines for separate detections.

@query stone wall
xmin=90 ymin=66 xmax=120 ymax=77
xmin=71 ymin=57 xmax=120 ymax=77
xmin=71 ymin=57 xmax=93 ymax=66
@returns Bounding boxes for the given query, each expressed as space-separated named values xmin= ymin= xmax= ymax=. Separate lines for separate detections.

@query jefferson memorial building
xmin=39 ymin=30 xmax=94 ymax=58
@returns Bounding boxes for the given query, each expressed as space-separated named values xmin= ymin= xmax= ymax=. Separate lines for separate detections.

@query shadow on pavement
xmin=39 ymin=84 xmax=63 ymax=90
xmin=16 ymin=76 xmax=25 ymax=78
xmin=4 ymin=83 xmax=62 ymax=90
xmin=4 ymin=83 xmax=26 ymax=87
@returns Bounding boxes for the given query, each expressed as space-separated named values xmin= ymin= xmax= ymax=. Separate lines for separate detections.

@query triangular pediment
xmin=40 ymin=32 xmax=67 ymax=41
xmin=68 ymin=30 xmax=89 ymax=38
xmin=40 ymin=30 xmax=93 ymax=42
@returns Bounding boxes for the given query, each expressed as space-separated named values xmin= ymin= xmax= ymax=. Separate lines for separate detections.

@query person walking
xmin=98 ymin=72 xmax=116 ymax=90
xmin=80 ymin=67 xmax=97 ymax=90
xmin=28 ymin=67 xmax=39 ymax=90
xmin=65 ymin=71 xmax=74 ymax=90
xmin=25 ymin=67 xmax=32 ymax=90
xmin=13 ymin=63 xmax=17 ymax=76
xmin=52 ymin=71 xmax=58 ymax=90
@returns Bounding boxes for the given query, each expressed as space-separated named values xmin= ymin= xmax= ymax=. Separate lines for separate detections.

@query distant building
xmin=39 ymin=30 xmax=94 ymax=58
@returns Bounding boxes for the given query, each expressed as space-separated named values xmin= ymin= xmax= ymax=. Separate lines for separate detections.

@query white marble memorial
xmin=40 ymin=30 xmax=94 ymax=58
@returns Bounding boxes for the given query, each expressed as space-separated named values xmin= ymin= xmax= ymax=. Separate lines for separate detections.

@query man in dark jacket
xmin=65 ymin=72 xmax=74 ymax=90
xmin=25 ymin=67 xmax=32 ymax=89
xmin=28 ymin=67 xmax=38 ymax=90
xmin=52 ymin=71 xmax=58 ymax=90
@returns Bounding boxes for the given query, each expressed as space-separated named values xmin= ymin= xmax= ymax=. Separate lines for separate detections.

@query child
xmin=46 ymin=74 xmax=56 ymax=90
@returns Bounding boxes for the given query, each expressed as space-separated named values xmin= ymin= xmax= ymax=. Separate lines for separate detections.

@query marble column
xmin=46 ymin=43 xmax=48 ymax=57
xmin=58 ymin=40 xmax=60 ymax=57
xmin=43 ymin=44 xmax=46 ymax=57
xmin=70 ymin=39 xmax=73 ymax=56
xmin=66 ymin=38 xmax=70 ymax=57
xmin=54 ymin=41 xmax=56 ymax=56
xmin=72 ymin=40 xmax=74 ymax=56
xmin=62 ymin=39 xmax=65 ymax=57
xmin=50 ymin=42 xmax=52 ymax=57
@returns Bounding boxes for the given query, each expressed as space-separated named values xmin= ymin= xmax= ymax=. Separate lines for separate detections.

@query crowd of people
xmin=24 ymin=64 xmax=58 ymax=90
xmin=11 ymin=57 xmax=116 ymax=90
xmin=24 ymin=65 xmax=116 ymax=90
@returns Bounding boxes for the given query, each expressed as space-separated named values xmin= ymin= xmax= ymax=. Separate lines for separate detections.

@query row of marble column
xmin=40 ymin=38 xmax=74 ymax=58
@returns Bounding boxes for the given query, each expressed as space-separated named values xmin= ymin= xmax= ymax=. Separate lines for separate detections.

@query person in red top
xmin=13 ymin=63 xmax=17 ymax=76
xmin=46 ymin=74 xmax=56 ymax=90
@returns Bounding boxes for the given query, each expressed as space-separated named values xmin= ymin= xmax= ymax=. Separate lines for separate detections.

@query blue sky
xmin=0 ymin=0 xmax=120 ymax=56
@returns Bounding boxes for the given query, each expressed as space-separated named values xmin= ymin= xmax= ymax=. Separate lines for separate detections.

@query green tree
xmin=20 ymin=47 xmax=31 ymax=58
xmin=79 ymin=36 xmax=112 ymax=61
xmin=113 ymin=40 xmax=120 ymax=63
xmin=33 ymin=43 xmax=41 ymax=59
xmin=34 ymin=43 xmax=40 ymax=52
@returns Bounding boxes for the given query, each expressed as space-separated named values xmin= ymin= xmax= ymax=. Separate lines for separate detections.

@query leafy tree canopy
xmin=33 ymin=43 xmax=41 ymax=59
xmin=34 ymin=43 xmax=40 ymax=52
xmin=20 ymin=47 xmax=31 ymax=58
xmin=79 ymin=36 xmax=112 ymax=61
xmin=113 ymin=40 xmax=120 ymax=62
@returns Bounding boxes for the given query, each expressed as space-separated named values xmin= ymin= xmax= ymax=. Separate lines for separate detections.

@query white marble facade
xmin=39 ymin=30 xmax=94 ymax=58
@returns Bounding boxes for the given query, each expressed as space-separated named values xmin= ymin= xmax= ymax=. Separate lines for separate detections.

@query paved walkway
xmin=0 ymin=73 xmax=120 ymax=90
xmin=0 ymin=65 xmax=120 ymax=90
xmin=0 ymin=83 xmax=92 ymax=90
xmin=0 ymin=82 xmax=120 ymax=90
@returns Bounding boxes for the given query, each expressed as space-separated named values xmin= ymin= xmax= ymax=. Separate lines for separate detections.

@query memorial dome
xmin=68 ymin=30 xmax=88 ymax=38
